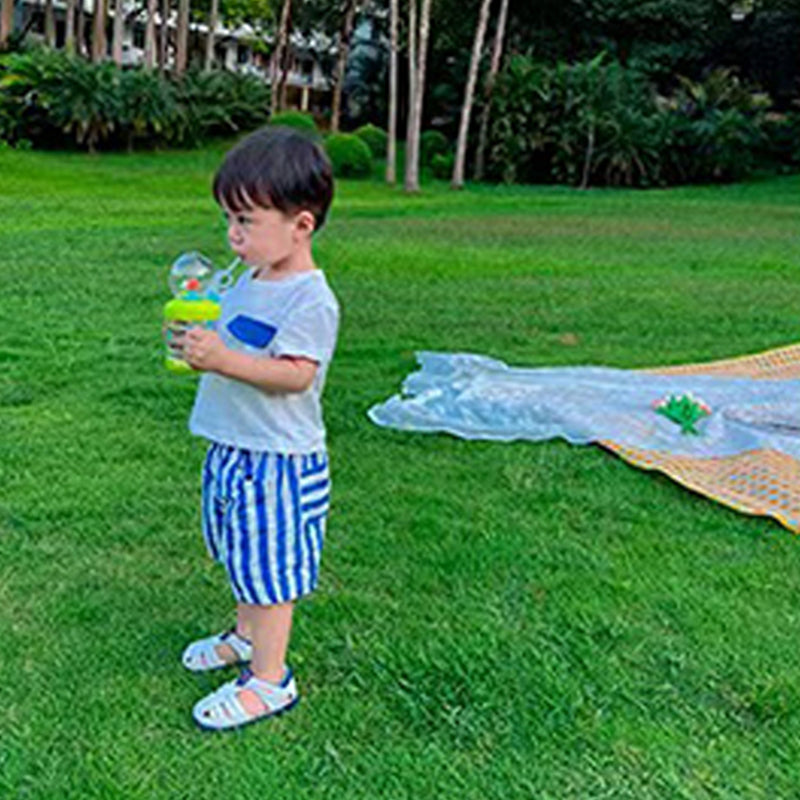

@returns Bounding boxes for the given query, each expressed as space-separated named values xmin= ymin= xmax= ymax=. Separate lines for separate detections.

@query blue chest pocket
xmin=227 ymin=315 xmax=278 ymax=348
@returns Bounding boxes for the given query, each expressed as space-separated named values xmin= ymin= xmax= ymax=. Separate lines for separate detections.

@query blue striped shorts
xmin=201 ymin=443 xmax=331 ymax=605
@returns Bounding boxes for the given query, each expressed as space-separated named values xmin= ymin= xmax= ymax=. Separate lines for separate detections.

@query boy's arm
xmin=182 ymin=327 xmax=317 ymax=393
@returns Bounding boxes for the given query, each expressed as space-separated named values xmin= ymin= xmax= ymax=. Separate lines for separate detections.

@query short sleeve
xmin=273 ymin=301 xmax=339 ymax=364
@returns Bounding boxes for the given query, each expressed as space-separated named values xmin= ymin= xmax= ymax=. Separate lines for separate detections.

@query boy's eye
xmin=222 ymin=211 xmax=252 ymax=227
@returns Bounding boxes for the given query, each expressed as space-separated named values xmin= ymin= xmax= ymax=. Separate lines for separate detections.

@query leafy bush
xmin=420 ymin=130 xmax=449 ymax=165
xmin=353 ymin=123 xmax=387 ymax=157
xmin=0 ymin=48 xmax=129 ymax=151
xmin=0 ymin=46 xmax=73 ymax=146
xmin=488 ymin=54 xmax=775 ymax=188
xmin=221 ymin=71 xmax=270 ymax=133
xmin=171 ymin=69 xmax=270 ymax=146
xmin=118 ymin=67 xmax=178 ymax=150
xmin=431 ymin=152 xmax=454 ymax=180
xmin=0 ymin=47 xmax=271 ymax=151
xmin=658 ymin=70 xmax=769 ymax=183
xmin=269 ymin=110 xmax=318 ymax=133
xmin=324 ymin=133 xmax=373 ymax=178
xmin=172 ymin=70 xmax=237 ymax=145
xmin=761 ymin=112 xmax=800 ymax=170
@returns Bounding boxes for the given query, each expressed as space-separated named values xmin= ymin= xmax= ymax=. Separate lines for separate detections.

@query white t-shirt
xmin=189 ymin=268 xmax=339 ymax=453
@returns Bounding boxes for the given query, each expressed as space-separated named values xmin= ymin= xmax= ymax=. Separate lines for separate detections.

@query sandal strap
xmin=234 ymin=668 xmax=293 ymax=707
xmin=219 ymin=629 xmax=252 ymax=660
xmin=205 ymin=682 xmax=251 ymax=726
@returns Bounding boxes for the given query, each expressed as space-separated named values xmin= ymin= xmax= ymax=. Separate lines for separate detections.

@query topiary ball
xmin=324 ymin=133 xmax=374 ymax=178
xmin=269 ymin=111 xmax=319 ymax=134
xmin=354 ymin=123 xmax=388 ymax=158
xmin=420 ymin=130 xmax=450 ymax=166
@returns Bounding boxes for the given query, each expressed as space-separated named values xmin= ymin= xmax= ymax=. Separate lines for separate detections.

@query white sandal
xmin=193 ymin=668 xmax=299 ymax=731
xmin=181 ymin=628 xmax=253 ymax=672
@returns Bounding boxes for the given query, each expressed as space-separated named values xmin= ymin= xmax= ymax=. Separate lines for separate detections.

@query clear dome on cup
xmin=168 ymin=251 xmax=215 ymax=296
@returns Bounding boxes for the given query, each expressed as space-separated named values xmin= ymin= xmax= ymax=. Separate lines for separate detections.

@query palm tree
xmin=451 ymin=0 xmax=492 ymax=189
xmin=112 ymin=0 xmax=125 ymax=64
xmin=77 ymin=0 xmax=87 ymax=56
xmin=404 ymin=0 xmax=417 ymax=187
xmin=91 ymin=0 xmax=108 ymax=61
xmin=404 ymin=0 xmax=432 ymax=192
xmin=45 ymin=0 xmax=56 ymax=46
xmin=158 ymin=0 xmax=170 ymax=70
xmin=271 ymin=0 xmax=292 ymax=114
xmin=204 ymin=0 xmax=219 ymax=70
xmin=65 ymin=0 xmax=77 ymax=54
xmin=474 ymin=0 xmax=508 ymax=181
xmin=175 ymin=0 xmax=190 ymax=74
xmin=0 ymin=0 xmax=13 ymax=48
xmin=144 ymin=0 xmax=158 ymax=67
xmin=330 ymin=0 xmax=358 ymax=132
xmin=385 ymin=0 xmax=399 ymax=183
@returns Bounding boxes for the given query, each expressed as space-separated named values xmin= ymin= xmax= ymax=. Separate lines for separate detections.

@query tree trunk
xmin=579 ymin=121 xmax=595 ymax=190
xmin=278 ymin=50 xmax=290 ymax=110
xmin=65 ymin=0 xmax=77 ymax=54
xmin=405 ymin=0 xmax=431 ymax=193
xmin=330 ymin=0 xmax=357 ymax=133
xmin=144 ymin=0 xmax=158 ymax=67
xmin=204 ymin=0 xmax=218 ymax=70
xmin=385 ymin=0 xmax=398 ymax=183
xmin=474 ymin=0 xmax=508 ymax=181
xmin=91 ymin=0 xmax=108 ymax=62
xmin=270 ymin=0 xmax=292 ymax=115
xmin=175 ymin=0 xmax=189 ymax=75
xmin=278 ymin=24 xmax=292 ymax=110
xmin=451 ymin=0 xmax=492 ymax=189
xmin=404 ymin=0 xmax=417 ymax=190
xmin=45 ymin=0 xmax=56 ymax=46
xmin=111 ymin=0 xmax=125 ymax=64
xmin=77 ymin=0 xmax=87 ymax=56
xmin=0 ymin=0 xmax=13 ymax=49
xmin=158 ymin=0 xmax=170 ymax=70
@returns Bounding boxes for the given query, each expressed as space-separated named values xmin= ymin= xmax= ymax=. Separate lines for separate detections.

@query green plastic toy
xmin=653 ymin=392 xmax=712 ymax=435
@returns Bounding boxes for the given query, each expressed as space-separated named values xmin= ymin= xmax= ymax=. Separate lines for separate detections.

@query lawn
xmin=2 ymin=146 xmax=800 ymax=799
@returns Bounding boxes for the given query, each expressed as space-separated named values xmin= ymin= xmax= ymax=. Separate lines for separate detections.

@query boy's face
xmin=221 ymin=199 xmax=306 ymax=269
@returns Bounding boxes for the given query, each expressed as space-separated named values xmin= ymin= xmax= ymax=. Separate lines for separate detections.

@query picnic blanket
xmin=368 ymin=344 xmax=800 ymax=532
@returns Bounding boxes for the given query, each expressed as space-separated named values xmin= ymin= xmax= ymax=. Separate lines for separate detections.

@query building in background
xmin=15 ymin=0 xmax=334 ymax=112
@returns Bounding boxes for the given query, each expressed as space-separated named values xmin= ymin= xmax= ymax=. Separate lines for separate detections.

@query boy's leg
xmin=237 ymin=601 xmax=294 ymax=715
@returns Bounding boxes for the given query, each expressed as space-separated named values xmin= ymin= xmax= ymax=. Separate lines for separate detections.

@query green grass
xmin=2 ymin=147 xmax=800 ymax=799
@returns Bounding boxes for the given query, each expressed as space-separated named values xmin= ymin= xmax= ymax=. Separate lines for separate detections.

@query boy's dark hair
xmin=213 ymin=126 xmax=334 ymax=232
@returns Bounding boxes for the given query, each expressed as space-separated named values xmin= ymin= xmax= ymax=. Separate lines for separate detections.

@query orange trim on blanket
xmin=600 ymin=342 xmax=800 ymax=533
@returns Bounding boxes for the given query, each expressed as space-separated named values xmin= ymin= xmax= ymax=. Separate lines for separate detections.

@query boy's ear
xmin=294 ymin=210 xmax=316 ymax=236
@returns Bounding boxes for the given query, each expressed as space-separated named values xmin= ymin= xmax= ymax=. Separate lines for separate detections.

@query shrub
xmin=659 ymin=70 xmax=769 ymax=183
xmin=761 ymin=112 xmax=800 ymax=170
xmin=171 ymin=69 xmax=239 ymax=145
xmin=354 ymin=123 xmax=387 ymax=157
xmin=269 ymin=110 xmax=318 ymax=133
xmin=420 ymin=130 xmax=449 ymax=165
xmin=225 ymin=71 xmax=270 ymax=132
xmin=0 ymin=49 xmax=123 ymax=151
xmin=324 ymin=133 xmax=373 ymax=177
xmin=487 ymin=54 xmax=774 ymax=188
xmin=0 ymin=47 xmax=272 ymax=151
xmin=0 ymin=46 xmax=71 ymax=146
xmin=431 ymin=152 xmax=454 ymax=180
xmin=118 ymin=67 xmax=178 ymax=150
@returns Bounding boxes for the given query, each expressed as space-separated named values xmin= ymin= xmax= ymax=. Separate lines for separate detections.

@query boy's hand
xmin=183 ymin=327 xmax=230 ymax=373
